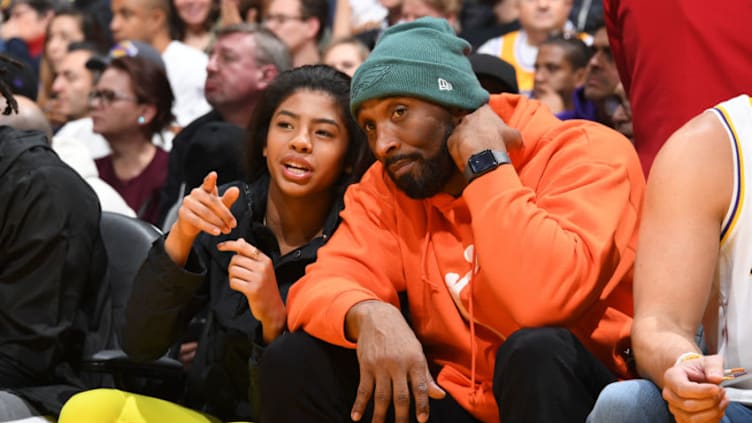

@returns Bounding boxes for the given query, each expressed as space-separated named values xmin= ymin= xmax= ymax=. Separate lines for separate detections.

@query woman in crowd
xmin=0 ymin=0 xmax=55 ymax=78
xmin=90 ymin=55 xmax=174 ymax=225
xmin=170 ymin=0 xmax=218 ymax=52
xmin=58 ymin=64 xmax=373 ymax=422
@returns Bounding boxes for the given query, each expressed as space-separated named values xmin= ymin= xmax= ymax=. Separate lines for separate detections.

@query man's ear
xmin=303 ymin=16 xmax=320 ymax=41
xmin=148 ymin=5 xmax=168 ymax=32
xmin=256 ymin=64 xmax=279 ymax=90
xmin=573 ymin=67 xmax=587 ymax=87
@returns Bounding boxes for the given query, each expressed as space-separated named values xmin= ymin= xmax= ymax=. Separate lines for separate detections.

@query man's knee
xmin=497 ymin=327 xmax=573 ymax=363
xmin=258 ymin=331 xmax=360 ymax=422
xmin=259 ymin=331 xmax=359 ymax=392
xmin=260 ymin=331 xmax=318 ymax=380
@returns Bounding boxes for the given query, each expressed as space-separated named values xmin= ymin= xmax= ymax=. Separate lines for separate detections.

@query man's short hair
xmin=215 ymin=24 xmax=292 ymax=72
xmin=299 ymin=0 xmax=329 ymax=42
xmin=541 ymin=35 xmax=591 ymax=70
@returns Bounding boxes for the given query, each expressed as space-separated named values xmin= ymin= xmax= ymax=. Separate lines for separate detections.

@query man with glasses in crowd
xmin=262 ymin=0 xmax=328 ymax=67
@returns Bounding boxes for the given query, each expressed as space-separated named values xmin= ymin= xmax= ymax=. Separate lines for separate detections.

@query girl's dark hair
xmin=108 ymin=56 xmax=175 ymax=136
xmin=246 ymin=64 xmax=373 ymax=189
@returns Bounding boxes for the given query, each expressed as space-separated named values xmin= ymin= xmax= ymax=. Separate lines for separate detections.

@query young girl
xmin=58 ymin=65 xmax=373 ymax=422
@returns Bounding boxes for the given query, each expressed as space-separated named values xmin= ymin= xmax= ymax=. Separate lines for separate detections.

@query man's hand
xmin=346 ymin=301 xmax=445 ymax=423
xmin=533 ymin=84 xmax=566 ymax=115
xmin=446 ymin=104 xmax=522 ymax=172
xmin=662 ymin=354 xmax=729 ymax=423
xmin=43 ymin=98 xmax=67 ymax=128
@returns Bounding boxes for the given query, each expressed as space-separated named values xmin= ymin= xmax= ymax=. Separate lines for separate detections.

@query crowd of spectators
xmin=1 ymin=0 xmax=751 ymax=422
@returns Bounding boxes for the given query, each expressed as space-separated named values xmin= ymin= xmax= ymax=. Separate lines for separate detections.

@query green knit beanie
xmin=350 ymin=17 xmax=489 ymax=116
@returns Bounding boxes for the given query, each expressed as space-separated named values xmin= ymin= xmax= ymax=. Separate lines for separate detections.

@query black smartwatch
xmin=464 ymin=149 xmax=511 ymax=183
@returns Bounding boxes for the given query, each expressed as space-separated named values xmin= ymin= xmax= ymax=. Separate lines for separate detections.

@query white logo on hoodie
xmin=444 ymin=244 xmax=477 ymax=302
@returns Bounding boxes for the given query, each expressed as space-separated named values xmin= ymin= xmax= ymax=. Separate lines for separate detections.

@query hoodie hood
xmin=0 ymin=126 xmax=50 ymax=177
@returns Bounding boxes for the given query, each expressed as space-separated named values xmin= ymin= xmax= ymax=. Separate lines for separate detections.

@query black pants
xmin=259 ymin=327 xmax=616 ymax=423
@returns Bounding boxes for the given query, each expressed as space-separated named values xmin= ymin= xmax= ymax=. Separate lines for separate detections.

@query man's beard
xmin=383 ymin=123 xmax=455 ymax=199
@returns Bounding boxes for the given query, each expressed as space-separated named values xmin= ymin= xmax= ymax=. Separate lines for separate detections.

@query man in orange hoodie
xmin=258 ymin=17 xmax=644 ymax=423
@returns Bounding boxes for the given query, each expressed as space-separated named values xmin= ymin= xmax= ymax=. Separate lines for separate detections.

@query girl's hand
xmin=166 ymin=172 xmax=239 ymax=266
xmin=173 ymin=171 xmax=239 ymax=240
xmin=218 ymin=238 xmax=286 ymax=343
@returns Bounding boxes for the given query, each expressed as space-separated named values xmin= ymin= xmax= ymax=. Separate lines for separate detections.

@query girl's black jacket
xmin=122 ymin=173 xmax=343 ymax=420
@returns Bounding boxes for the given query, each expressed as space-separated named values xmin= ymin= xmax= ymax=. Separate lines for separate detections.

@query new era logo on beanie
xmin=438 ymin=78 xmax=453 ymax=91
xmin=350 ymin=17 xmax=489 ymax=116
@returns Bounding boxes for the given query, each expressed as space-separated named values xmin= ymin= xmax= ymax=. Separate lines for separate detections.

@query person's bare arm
xmin=345 ymin=300 xmax=445 ymax=423
xmin=632 ymin=111 xmax=733 ymax=421
xmin=332 ymin=0 xmax=353 ymax=39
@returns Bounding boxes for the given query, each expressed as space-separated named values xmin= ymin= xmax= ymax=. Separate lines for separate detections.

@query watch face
xmin=469 ymin=150 xmax=497 ymax=173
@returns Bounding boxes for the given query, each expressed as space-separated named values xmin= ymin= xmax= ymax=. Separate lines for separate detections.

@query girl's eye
xmin=276 ymin=121 xmax=293 ymax=129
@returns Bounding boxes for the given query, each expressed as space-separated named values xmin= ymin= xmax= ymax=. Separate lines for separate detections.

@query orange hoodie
xmin=287 ymin=94 xmax=645 ymax=422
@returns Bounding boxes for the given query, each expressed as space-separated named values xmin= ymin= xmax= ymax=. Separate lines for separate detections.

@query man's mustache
xmin=384 ymin=153 xmax=423 ymax=168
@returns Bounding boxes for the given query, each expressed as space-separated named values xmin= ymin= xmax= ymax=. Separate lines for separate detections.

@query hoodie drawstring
xmin=469 ymin=252 xmax=479 ymax=405
xmin=420 ymin=207 xmax=481 ymax=405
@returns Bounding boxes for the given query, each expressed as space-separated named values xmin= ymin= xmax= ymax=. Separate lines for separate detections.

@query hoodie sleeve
xmin=463 ymin=121 xmax=643 ymax=331
xmin=286 ymin=167 xmax=408 ymax=348
xmin=121 ymin=236 xmax=209 ymax=361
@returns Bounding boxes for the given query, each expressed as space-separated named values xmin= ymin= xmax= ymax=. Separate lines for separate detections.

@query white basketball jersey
xmin=713 ymin=94 xmax=752 ymax=397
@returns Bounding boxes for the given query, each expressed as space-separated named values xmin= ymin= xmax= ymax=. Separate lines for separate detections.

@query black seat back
xmin=99 ymin=211 xmax=162 ymax=347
